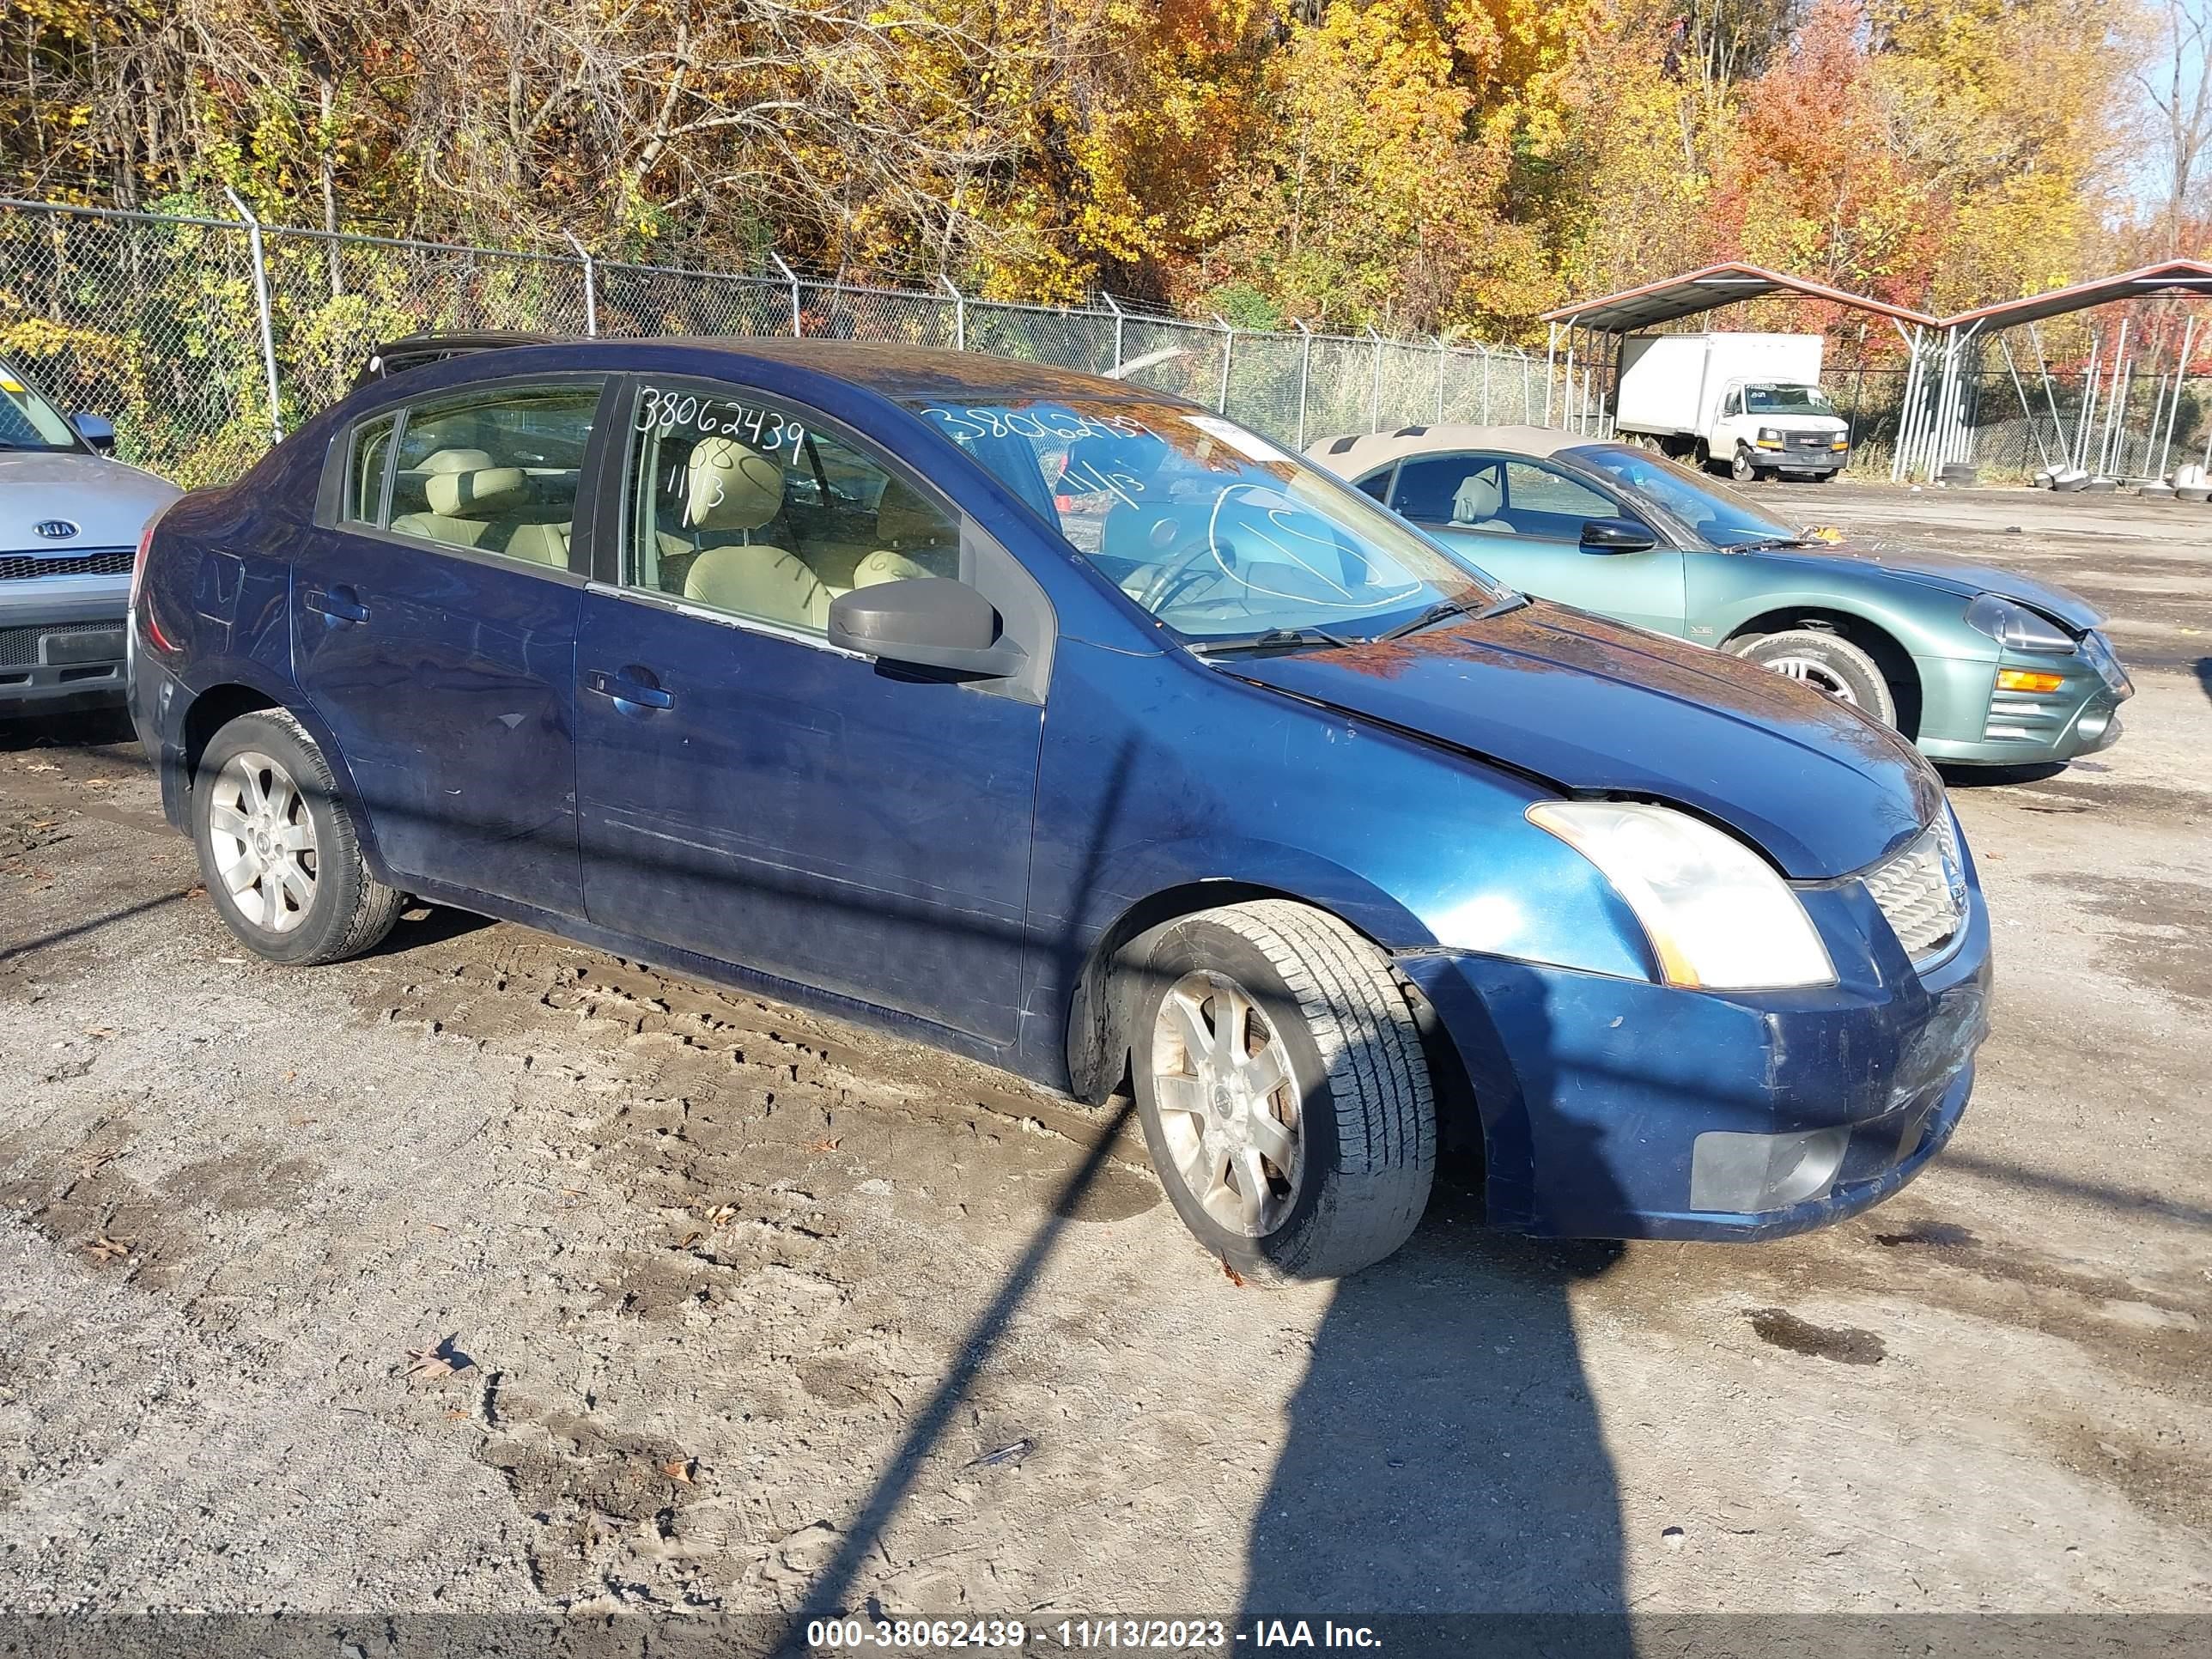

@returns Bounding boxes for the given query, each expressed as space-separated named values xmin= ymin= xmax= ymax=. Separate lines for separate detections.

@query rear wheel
xmin=1734 ymin=629 xmax=1897 ymax=725
xmin=192 ymin=710 xmax=404 ymax=965
xmin=1127 ymin=900 xmax=1435 ymax=1282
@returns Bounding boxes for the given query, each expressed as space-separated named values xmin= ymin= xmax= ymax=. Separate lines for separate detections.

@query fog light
xmin=1996 ymin=669 xmax=2065 ymax=694
xmin=1690 ymin=1127 xmax=1850 ymax=1212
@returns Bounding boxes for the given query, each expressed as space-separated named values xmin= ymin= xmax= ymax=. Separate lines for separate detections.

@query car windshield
xmin=1566 ymin=444 xmax=1803 ymax=550
xmin=0 ymin=360 xmax=82 ymax=453
xmin=903 ymin=397 xmax=1501 ymax=644
xmin=1742 ymin=383 xmax=1836 ymax=415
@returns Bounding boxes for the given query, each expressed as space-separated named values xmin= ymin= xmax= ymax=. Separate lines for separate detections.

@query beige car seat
xmin=390 ymin=447 xmax=571 ymax=566
xmin=1450 ymin=471 xmax=1514 ymax=532
xmin=679 ymin=438 xmax=833 ymax=629
xmin=848 ymin=477 xmax=960 ymax=589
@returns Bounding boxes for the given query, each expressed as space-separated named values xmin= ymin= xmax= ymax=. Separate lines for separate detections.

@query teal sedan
xmin=1310 ymin=423 xmax=2132 ymax=768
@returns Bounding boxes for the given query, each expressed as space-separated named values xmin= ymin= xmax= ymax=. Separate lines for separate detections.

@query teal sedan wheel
xmin=1735 ymin=629 xmax=1898 ymax=726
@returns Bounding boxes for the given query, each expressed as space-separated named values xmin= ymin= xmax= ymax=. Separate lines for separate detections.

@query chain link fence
xmin=1 ymin=197 xmax=1582 ymax=489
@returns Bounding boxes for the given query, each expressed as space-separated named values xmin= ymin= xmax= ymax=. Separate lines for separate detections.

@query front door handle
xmin=583 ymin=668 xmax=674 ymax=710
xmin=305 ymin=586 xmax=369 ymax=624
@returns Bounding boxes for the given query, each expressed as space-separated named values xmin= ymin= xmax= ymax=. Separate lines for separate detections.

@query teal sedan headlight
xmin=1965 ymin=593 xmax=2074 ymax=654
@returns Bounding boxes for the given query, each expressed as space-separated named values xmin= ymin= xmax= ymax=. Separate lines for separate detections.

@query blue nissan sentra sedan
xmin=127 ymin=337 xmax=1990 ymax=1280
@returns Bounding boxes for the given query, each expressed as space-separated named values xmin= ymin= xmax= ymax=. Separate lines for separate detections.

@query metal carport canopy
xmin=1935 ymin=259 xmax=2212 ymax=331
xmin=1540 ymin=262 xmax=1938 ymax=332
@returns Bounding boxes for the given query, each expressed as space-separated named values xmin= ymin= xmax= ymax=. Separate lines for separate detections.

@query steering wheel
xmin=1133 ymin=533 xmax=1237 ymax=616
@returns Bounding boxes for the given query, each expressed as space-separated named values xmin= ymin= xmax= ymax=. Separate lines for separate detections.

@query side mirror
xmin=1581 ymin=517 xmax=1656 ymax=554
xmin=827 ymin=577 xmax=1027 ymax=678
xmin=70 ymin=412 xmax=116 ymax=453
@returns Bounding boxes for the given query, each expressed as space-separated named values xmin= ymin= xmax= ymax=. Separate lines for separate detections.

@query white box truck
xmin=1613 ymin=332 xmax=1850 ymax=483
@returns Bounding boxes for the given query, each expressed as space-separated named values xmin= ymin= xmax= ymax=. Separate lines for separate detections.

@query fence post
xmin=770 ymin=252 xmax=802 ymax=337
xmin=222 ymin=187 xmax=285 ymax=443
xmin=1215 ymin=315 xmax=1234 ymax=413
xmin=563 ymin=232 xmax=599 ymax=336
xmin=1100 ymin=291 xmax=1126 ymax=373
xmin=1365 ymin=325 xmax=1384 ymax=432
xmin=1293 ymin=319 xmax=1314 ymax=449
xmin=937 ymin=274 xmax=966 ymax=352
xmin=1435 ymin=333 xmax=1449 ymax=422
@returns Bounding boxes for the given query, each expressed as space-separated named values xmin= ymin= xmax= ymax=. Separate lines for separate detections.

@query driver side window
xmin=623 ymin=382 xmax=962 ymax=637
xmin=1723 ymin=390 xmax=1743 ymax=416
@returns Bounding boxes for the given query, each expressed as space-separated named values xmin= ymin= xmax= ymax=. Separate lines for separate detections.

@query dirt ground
xmin=0 ymin=480 xmax=2207 ymax=1641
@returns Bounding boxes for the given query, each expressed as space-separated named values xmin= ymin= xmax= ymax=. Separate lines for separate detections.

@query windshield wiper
xmin=1370 ymin=589 xmax=1528 ymax=643
xmin=1731 ymin=536 xmax=1813 ymax=551
xmin=1189 ymin=625 xmax=1356 ymax=656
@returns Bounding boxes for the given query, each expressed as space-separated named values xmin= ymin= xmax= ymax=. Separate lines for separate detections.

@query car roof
xmin=358 ymin=332 xmax=1176 ymax=407
xmin=1304 ymin=422 xmax=1601 ymax=477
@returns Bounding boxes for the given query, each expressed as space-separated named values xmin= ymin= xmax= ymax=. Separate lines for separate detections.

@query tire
xmin=1126 ymin=900 xmax=1435 ymax=1281
xmin=1694 ymin=439 xmax=1713 ymax=472
xmin=1734 ymin=629 xmax=1897 ymax=726
xmin=191 ymin=708 xmax=404 ymax=965
xmin=1730 ymin=445 xmax=1757 ymax=483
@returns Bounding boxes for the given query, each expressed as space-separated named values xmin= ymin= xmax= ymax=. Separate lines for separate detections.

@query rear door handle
xmin=305 ymin=586 xmax=368 ymax=624
xmin=583 ymin=668 xmax=674 ymax=710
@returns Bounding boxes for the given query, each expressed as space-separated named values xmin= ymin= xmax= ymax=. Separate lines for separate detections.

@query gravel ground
xmin=0 ymin=482 xmax=2206 ymax=1638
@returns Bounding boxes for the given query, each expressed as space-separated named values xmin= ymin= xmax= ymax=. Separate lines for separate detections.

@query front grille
xmin=0 ymin=548 xmax=134 ymax=580
xmin=0 ymin=622 xmax=118 ymax=667
xmin=1863 ymin=811 xmax=1967 ymax=963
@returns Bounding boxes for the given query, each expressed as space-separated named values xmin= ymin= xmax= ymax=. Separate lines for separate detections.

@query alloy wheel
xmin=1760 ymin=653 xmax=1858 ymax=704
xmin=1151 ymin=969 xmax=1303 ymax=1237
xmin=206 ymin=750 xmax=319 ymax=933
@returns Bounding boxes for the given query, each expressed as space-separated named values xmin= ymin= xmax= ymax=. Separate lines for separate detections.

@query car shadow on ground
xmin=2195 ymin=656 xmax=2211 ymax=708
xmin=1239 ymin=955 xmax=1632 ymax=1638
xmin=0 ymin=704 xmax=139 ymax=754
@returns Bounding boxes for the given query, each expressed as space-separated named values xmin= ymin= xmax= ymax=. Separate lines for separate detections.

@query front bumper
xmin=1753 ymin=440 xmax=1850 ymax=473
xmin=1915 ymin=631 xmax=2132 ymax=765
xmin=1399 ymin=888 xmax=1991 ymax=1241
xmin=0 ymin=580 xmax=130 ymax=710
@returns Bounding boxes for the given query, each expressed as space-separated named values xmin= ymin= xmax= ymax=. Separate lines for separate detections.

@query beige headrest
xmin=686 ymin=438 xmax=783 ymax=532
xmin=875 ymin=478 xmax=950 ymax=549
xmin=851 ymin=548 xmax=947 ymax=589
xmin=426 ymin=466 xmax=529 ymax=518
xmin=1452 ymin=472 xmax=1502 ymax=523
xmin=419 ymin=448 xmax=494 ymax=475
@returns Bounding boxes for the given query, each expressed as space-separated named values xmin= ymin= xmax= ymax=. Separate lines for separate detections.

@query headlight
xmin=1526 ymin=801 xmax=1836 ymax=990
xmin=1965 ymin=593 xmax=2074 ymax=654
xmin=1757 ymin=426 xmax=1783 ymax=444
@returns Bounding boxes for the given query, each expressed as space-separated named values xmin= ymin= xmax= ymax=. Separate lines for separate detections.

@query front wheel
xmin=1735 ymin=629 xmax=1898 ymax=726
xmin=192 ymin=709 xmax=404 ymax=964
xmin=1730 ymin=445 xmax=1758 ymax=483
xmin=1127 ymin=900 xmax=1436 ymax=1282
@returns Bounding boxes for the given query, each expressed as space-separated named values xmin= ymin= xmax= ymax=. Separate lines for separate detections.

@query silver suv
xmin=2 ymin=359 xmax=179 ymax=714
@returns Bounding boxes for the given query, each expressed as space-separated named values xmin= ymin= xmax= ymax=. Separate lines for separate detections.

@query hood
xmin=1221 ymin=602 xmax=1942 ymax=880
xmin=1768 ymin=541 xmax=2102 ymax=631
xmin=0 ymin=450 xmax=181 ymax=553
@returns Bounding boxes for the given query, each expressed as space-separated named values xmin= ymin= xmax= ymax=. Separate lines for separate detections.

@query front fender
xmin=1704 ymin=573 xmax=1996 ymax=665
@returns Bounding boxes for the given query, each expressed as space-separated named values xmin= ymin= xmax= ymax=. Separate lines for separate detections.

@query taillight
xmin=131 ymin=511 xmax=176 ymax=652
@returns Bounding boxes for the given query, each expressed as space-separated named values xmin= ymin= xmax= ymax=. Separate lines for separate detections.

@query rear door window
xmin=334 ymin=380 xmax=605 ymax=573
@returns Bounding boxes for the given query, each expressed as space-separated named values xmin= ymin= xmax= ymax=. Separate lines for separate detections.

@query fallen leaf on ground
xmin=802 ymin=1136 xmax=842 ymax=1154
xmin=1221 ymin=1262 xmax=1246 ymax=1287
xmin=672 ymin=1229 xmax=704 ymax=1250
xmin=87 ymin=1235 xmax=131 ymax=1261
xmin=701 ymin=1203 xmax=739 ymax=1226
xmin=404 ymin=1346 xmax=462 ymax=1380
xmin=280 ymin=1069 xmax=297 ymax=1082
xmin=660 ymin=1458 xmax=694 ymax=1485
xmin=84 ymin=1026 xmax=116 ymax=1039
